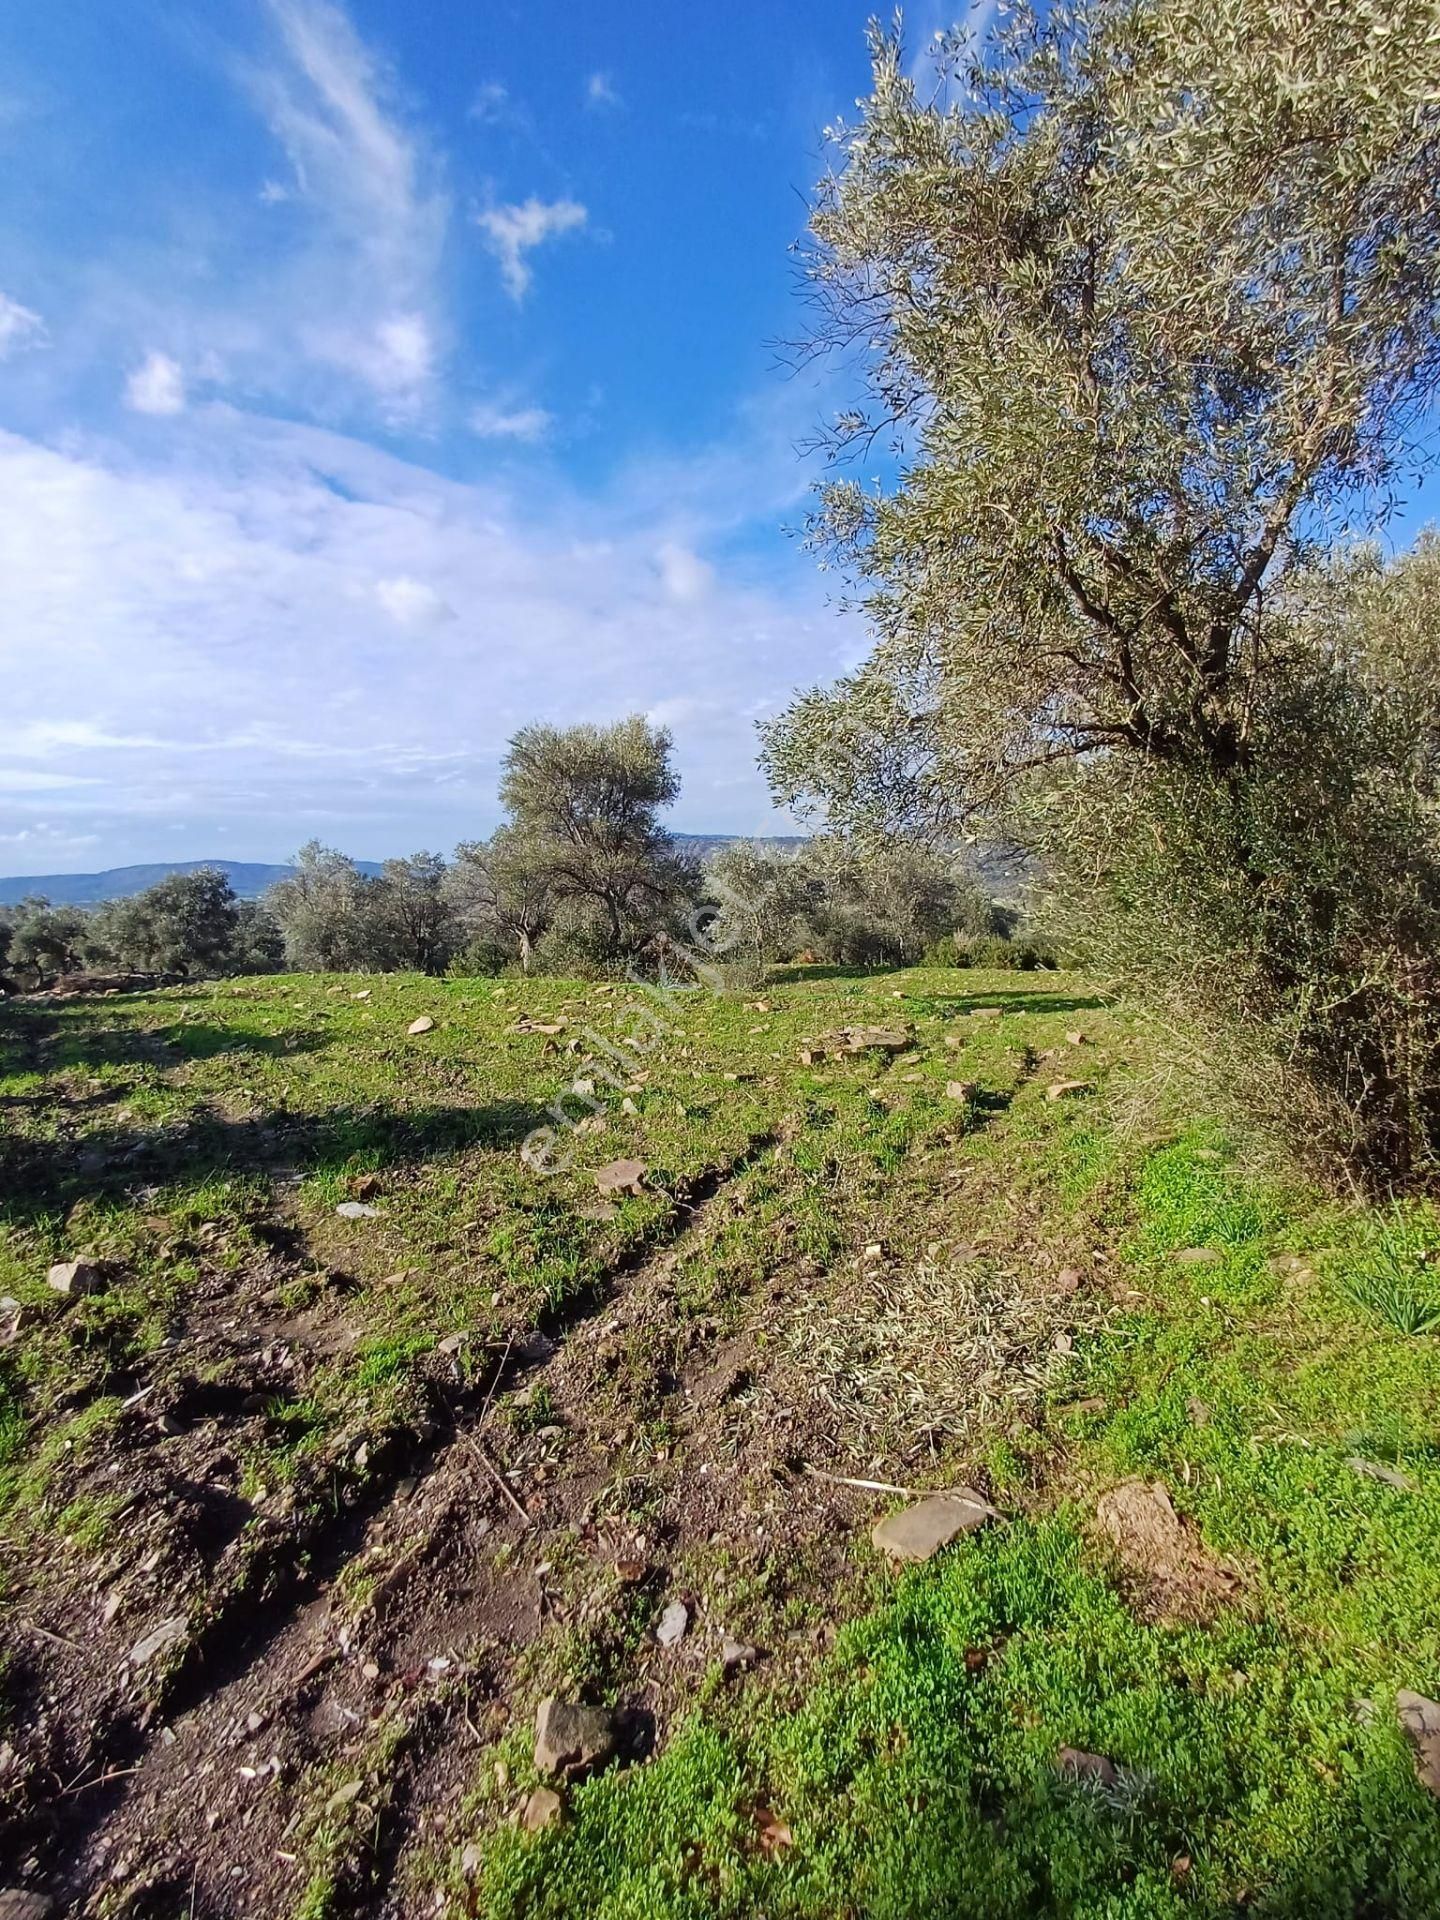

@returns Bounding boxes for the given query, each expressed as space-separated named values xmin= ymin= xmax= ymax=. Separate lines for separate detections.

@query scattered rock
xmin=522 ymin=1786 xmax=564 ymax=1831
xmin=945 ymin=1081 xmax=976 ymax=1102
xmin=325 ymin=1779 xmax=365 ymax=1816
xmin=871 ymin=1490 xmax=997 ymax=1563
xmin=353 ymin=1173 xmax=382 ymax=1200
xmin=1055 ymin=1266 xmax=1082 ymax=1293
xmin=127 ymin=1614 xmax=187 ymax=1668
xmin=407 ymin=1015 xmax=435 ymax=1035
xmin=656 ymin=1601 xmax=689 ymax=1648
xmin=1056 ymin=1746 xmax=1119 ymax=1787
xmin=1172 ymin=1246 xmax=1222 ymax=1266
xmin=594 ymin=1159 xmax=646 ymax=1197
xmin=335 ymin=1201 xmax=378 ymax=1220
xmin=839 ymin=1025 xmax=912 ymax=1054
xmin=46 ymin=1259 xmax=108 ymax=1299
xmin=1397 ymin=1691 xmax=1440 ymax=1797
xmin=1065 ymin=1030 xmax=1089 ymax=1046
xmin=754 ymin=1808 xmax=793 ymax=1857
xmin=352 ymin=989 xmax=371 ymax=1000
xmin=0 ymin=1893 xmax=55 ymax=1920
xmin=1045 ymin=1080 xmax=1091 ymax=1102
xmin=1347 ymin=1456 xmax=1415 ymax=1492
xmin=721 ymin=1634 xmax=757 ymax=1673
xmin=534 ymin=1697 xmax=618 ymax=1780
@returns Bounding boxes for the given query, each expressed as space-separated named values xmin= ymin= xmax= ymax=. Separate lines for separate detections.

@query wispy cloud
xmin=125 ymin=351 xmax=187 ymax=415
xmin=470 ymin=400 xmax=553 ymax=443
xmin=476 ymin=197 xmax=587 ymax=301
xmin=468 ymin=79 xmax=512 ymax=125
xmin=586 ymin=71 xmax=622 ymax=110
xmin=243 ymin=0 xmax=449 ymax=415
xmin=0 ymin=292 xmax=45 ymax=360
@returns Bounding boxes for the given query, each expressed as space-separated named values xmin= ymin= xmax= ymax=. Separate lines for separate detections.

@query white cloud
xmin=0 ymin=405 xmax=842 ymax=860
xmin=476 ymin=197 xmax=587 ymax=301
xmin=0 ymin=292 xmax=45 ymax=359
xmin=470 ymin=401 xmax=553 ymax=443
xmin=655 ymin=541 xmax=714 ymax=603
xmin=374 ymin=574 xmax=453 ymax=627
xmin=259 ymin=177 xmax=293 ymax=203
xmin=586 ymin=71 xmax=622 ymax=109
xmin=309 ymin=311 xmax=435 ymax=407
xmin=125 ymin=351 xmax=187 ymax=415
xmin=0 ymin=769 xmax=101 ymax=792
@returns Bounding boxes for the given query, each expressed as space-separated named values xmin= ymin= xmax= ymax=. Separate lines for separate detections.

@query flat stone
xmin=522 ymin=1785 xmax=564 ymax=1831
xmin=46 ymin=1260 xmax=107 ymax=1299
xmin=840 ymin=1026 xmax=911 ymax=1053
xmin=720 ymin=1634 xmax=756 ymax=1673
xmin=335 ymin=1201 xmax=378 ymax=1220
xmin=945 ymin=1081 xmax=976 ymax=1102
xmin=533 ymin=1697 xmax=617 ymax=1779
xmin=656 ymin=1601 xmax=688 ymax=1647
xmin=127 ymin=1614 xmax=187 ymax=1667
xmin=407 ymin=1015 xmax=435 ymax=1035
xmin=594 ymin=1159 xmax=646 ymax=1197
xmin=871 ymin=1490 xmax=997 ymax=1562
xmin=1398 ymin=1690 xmax=1440 ymax=1797
xmin=1171 ymin=1246 xmax=1222 ymax=1265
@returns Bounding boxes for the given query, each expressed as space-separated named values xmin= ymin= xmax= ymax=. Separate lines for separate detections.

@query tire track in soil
xmin=39 ymin=1136 xmax=780 ymax=1919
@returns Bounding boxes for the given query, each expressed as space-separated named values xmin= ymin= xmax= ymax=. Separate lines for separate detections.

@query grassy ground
xmin=3 ymin=967 xmax=1440 ymax=1916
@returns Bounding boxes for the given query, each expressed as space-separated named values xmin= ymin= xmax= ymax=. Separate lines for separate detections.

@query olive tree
xmin=447 ymin=828 xmax=554 ymax=974
xmin=6 ymin=898 xmax=93 ymax=987
xmin=373 ymin=852 xmax=460 ymax=975
xmin=764 ymin=0 xmax=1440 ymax=829
xmin=761 ymin=0 xmax=1440 ymax=1180
xmin=266 ymin=842 xmax=384 ymax=972
xmin=94 ymin=867 xmax=240 ymax=978
xmin=497 ymin=716 xmax=694 ymax=965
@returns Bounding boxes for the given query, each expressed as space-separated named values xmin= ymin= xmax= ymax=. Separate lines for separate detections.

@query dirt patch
xmin=1094 ymin=1479 xmax=1241 ymax=1621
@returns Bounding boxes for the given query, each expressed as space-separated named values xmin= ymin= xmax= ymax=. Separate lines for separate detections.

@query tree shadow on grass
xmin=0 ymin=1097 xmax=545 ymax=1226
xmin=0 ymin=1000 xmax=340 ymax=1078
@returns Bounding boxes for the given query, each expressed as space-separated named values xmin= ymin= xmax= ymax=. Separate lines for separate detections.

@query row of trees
xmin=0 ymin=715 xmax=1026 ymax=992
xmin=0 ymin=870 xmax=282 ymax=989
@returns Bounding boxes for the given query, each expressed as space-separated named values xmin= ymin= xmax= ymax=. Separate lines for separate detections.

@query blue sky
xmin=0 ymin=0 xmax=955 ymax=871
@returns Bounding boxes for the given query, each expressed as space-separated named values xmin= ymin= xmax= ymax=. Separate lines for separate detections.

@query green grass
xmin=7 ymin=968 xmax=1440 ymax=1916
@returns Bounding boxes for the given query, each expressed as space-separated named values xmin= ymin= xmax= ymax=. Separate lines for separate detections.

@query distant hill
xmin=0 ymin=836 xmax=1023 ymax=909
xmin=0 ymin=858 xmax=384 ymax=907
xmin=0 ymin=840 xmax=804 ymax=907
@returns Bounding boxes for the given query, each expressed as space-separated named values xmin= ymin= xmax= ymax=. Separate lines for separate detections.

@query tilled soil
xmin=2 ymin=1146 xmax=883 ymax=1919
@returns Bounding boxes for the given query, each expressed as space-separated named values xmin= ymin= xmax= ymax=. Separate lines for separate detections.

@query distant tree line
xmin=0 ymin=715 xmax=1035 ymax=992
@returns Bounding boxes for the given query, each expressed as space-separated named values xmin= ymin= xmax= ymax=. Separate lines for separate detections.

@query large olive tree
xmin=761 ymin=0 xmax=1440 ymax=1179
xmin=762 ymin=0 xmax=1440 ymax=831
